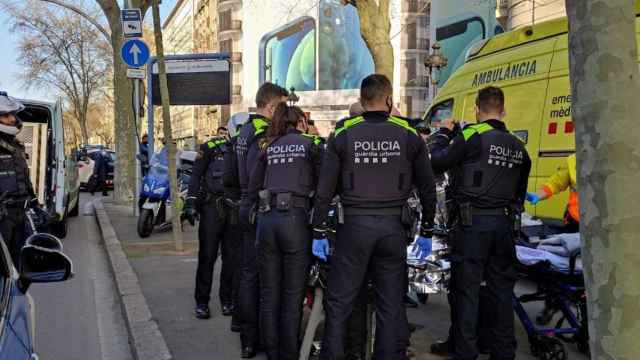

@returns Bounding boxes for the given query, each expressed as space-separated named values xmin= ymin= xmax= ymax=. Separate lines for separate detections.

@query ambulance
xmin=423 ymin=4 xmax=640 ymax=224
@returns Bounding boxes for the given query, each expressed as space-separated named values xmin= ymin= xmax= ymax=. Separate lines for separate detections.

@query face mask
xmin=0 ymin=123 xmax=20 ymax=136
xmin=386 ymin=97 xmax=393 ymax=114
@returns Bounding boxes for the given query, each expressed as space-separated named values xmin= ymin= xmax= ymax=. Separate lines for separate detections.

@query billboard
xmin=431 ymin=0 xmax=504 ymax=87
xmin=256 ymin=1 xmax=375 ymax=93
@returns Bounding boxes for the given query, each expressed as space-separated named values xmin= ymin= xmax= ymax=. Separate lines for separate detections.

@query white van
xmin=16 ymin=98 xmax=80 ymax=238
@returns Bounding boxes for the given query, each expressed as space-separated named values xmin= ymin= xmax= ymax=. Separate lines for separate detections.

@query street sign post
xmin=146 ymin=53 xmax=232 ymax=156
xmin=121 ymin=39 xmax=150 ymax=68
xmin=127 ymin=68 xmax=146 ymax=79
xmin=150 ymin=58 xmax=232 ymax=105
xmin=121 ymin=9 xmax=143 ymax=38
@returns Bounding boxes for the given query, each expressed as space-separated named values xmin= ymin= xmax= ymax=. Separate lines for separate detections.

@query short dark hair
xmin=217 ymin=126 xmax=228 ymax=132
xmin=360 ymin=74 xmax=392 ymax=106
xmin=256 ymin=82 xmax=289 ymax=109
xmin=476 ymin=86 xmax=505 ymax=114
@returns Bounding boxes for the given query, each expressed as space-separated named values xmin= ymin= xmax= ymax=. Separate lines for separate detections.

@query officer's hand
xmin=412 ymin=236 xmax=432 ymax=260
xmin=184 ymin=197 xmax=198 ymax=226
xmin=312 ymin=238 xmax=330 ymax=262
xmin=526 ymin=192 xmax=540 ymax=205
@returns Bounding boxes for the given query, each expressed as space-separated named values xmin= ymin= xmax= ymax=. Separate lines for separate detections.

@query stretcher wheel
xmin=533 ymin=337 xmax=567 ymax=360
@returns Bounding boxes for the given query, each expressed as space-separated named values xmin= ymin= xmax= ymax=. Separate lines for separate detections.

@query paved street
xmin=102 ymin=201 xmax=588 ymax=360
xmin=31 ymin=194 xmax=132 ymax=360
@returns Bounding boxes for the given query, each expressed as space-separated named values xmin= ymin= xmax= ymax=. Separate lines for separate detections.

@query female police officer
xmin=244 ymin=103 xmax=323 ymax=360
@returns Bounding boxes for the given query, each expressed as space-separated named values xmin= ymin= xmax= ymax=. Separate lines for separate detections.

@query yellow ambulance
xmin=424 ymin=5 xmax=640 ymax=223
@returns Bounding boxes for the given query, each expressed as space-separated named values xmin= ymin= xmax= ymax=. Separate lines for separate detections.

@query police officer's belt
xmin=472 ymin=207 xmax=509 ymax=216
xmin=343 ymin=206 xmax=403 ymax=216
xmin=269 ymin=195 xmax=309 ymax=209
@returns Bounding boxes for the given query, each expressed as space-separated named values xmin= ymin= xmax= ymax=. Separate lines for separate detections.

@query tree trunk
xmin=80 ymin=114 xmax=89 ymax=145
xmin=565 ymin=1 xmax=640 ymax=358
xmin=355 ymin=0 xmax=394 ymax=82
xmin=96 ymin=0 xmax=151 ymax=204
xmin=152 ymin=0 xmax=183 ymax=252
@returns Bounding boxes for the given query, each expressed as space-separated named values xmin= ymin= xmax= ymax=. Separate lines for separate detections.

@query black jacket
xmin=429 ymin=119 xmax=531 ymax=207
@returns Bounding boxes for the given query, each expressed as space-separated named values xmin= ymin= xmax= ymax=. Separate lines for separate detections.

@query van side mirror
xmin=18 ymin=234 xmax=73 ymax=292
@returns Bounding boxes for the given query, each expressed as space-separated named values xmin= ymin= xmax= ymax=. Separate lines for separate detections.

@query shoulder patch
xmin=301 ymin=133 xmax=322 ymax=146
xmin=388 ymin=116 xmax=418 ymax=135
xmin=335 ymin=116 xmax=365 ymax=136
xmin=463 ymin=123 xmax=494 ymax=141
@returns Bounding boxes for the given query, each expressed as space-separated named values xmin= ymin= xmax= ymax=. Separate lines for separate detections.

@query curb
xmin=93 ymin=199 xmax=172 ymax=360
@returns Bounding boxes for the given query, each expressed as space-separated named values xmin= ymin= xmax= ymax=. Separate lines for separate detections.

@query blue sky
xmin=0 ymin=0 xmax=176 ymax=102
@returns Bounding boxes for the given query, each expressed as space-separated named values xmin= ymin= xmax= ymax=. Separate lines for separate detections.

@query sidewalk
xmin=102 ymin=200 xmax=587 ymax=360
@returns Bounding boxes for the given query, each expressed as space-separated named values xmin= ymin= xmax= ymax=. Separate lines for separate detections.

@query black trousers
xmin=220 ymin=210 xmax=242 ymax=307
xmin=239 ymin=225 xmax=260 ymax=347
xmin=320 ymin=215 xmax=407 ymax=360
xmin=257 ymin=208 xmax=311 ymax=360
xmin=0 ymin=207 xmax=26 ymax=267
xmin=451 ymin=215 xmax=517 ymax=360
xmin=194 ymin=200 xmax=241 ymax=307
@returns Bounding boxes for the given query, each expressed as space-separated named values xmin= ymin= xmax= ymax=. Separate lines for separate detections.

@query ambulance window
xmin=426 ymin=99 xmax=454 ymax=126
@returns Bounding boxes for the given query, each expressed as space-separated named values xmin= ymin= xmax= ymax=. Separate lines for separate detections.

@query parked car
xmin=78 ymin=149 xmax=115 ymax=190
xmin=15 ymin=98 xmax=81 ymax=238
xmin=0 ymin=228 xmax=73 ymax=359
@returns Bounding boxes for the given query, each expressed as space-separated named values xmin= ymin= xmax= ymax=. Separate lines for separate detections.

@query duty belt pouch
xmin=226 ymin=200 xmax=240 ymax=225
xmin=459 ymin=202 xmax=473 ymax=226
xmin=276 ymin=193 xmax=292 ymax=211
xmin=215 ymin=197 xmax=227 ymax=221
xmin=400 ymin=203 xmax=416 ymax=229
xmin=336 ymin=201 xmax=344 ymax=225
xmin=258 ymin=190 xmax=271 ymax=213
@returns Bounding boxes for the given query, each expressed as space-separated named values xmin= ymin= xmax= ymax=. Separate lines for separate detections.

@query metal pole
xmin=148 ymin=59 xmax=155 ymax=156
xmin=134 ymin=78 xmax=140 ymax=216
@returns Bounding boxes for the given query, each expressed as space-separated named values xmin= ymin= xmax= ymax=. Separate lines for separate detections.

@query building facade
xmin=497 ymin=0 xmax=566 ymax=30
xmin=183 ymin=0 xmax=433 ymax=136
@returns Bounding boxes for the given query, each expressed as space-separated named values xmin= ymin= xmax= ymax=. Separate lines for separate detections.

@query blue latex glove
xmin=312 ymin=238 xmax=330 ymax=262
xmin=526 ymin=192 xmax=540 ymax=205
xmin=412 ymin=236 xmax=432 ymax=260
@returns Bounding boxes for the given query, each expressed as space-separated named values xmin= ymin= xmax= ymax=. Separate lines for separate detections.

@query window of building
xmin=219 ymin=10 xmax=232 ymax=32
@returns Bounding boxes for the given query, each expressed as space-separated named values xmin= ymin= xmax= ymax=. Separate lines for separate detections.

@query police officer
xmin=223 ymin=113 xmax=249 ymax=333
xmin=243 ymin=103 xmax=322 ymax=360
xmin=312 ymin=74 xmax=437 ymax=359
xmin=184 ymin=131 xmax=241 ymax=320
xmin=0 ymin=92 xmax=37 ymax=265
xmin=430 ymin=86 xmax=531 ymax=360
xmin=236 ymin=83 xmax=289 ymax=358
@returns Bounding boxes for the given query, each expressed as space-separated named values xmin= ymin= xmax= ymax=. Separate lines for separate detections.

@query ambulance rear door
xmin=535 ymin=34 xmax=572 ymax=223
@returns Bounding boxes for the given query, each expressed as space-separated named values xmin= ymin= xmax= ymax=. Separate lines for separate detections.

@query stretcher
xmin=513 ymin=239 xmax=589 ymax=359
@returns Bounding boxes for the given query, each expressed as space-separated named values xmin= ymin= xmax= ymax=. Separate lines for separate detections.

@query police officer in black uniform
xmin=0 ymin=92 xmax=37 ymax=266
xmin=312 ymin=75 xmax=437 ymax=359
xmin=223 ymin=114 xmax=249 ymax=333
xmin=184 ymin=131 xmax=242 ymax=320
xmin=244 ymin=104 xmax=322 ymax=360
xmin=430 ymin=86 xmax=531 ymax=360
xmin=236 ymin=83 xmax=289 ymax=358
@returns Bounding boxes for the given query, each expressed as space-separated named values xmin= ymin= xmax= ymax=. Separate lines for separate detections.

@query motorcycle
xmin=137 ymin=148 xmax=194 ymax=238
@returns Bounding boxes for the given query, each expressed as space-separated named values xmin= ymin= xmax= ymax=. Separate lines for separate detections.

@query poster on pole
xmin=150 ymin=58 xmax=232 ymax=106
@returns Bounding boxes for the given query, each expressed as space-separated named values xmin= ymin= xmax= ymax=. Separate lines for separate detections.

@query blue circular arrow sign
xmin=121 ymin=39 xmax=150 ymax=68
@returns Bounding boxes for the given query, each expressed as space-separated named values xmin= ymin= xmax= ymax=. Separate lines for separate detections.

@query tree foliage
xmin=3 ymin=0 xmax=111 ymax=145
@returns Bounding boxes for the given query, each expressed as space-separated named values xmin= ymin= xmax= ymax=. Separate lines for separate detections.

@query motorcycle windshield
xmin=149 ymin=148 xmax=169 ymax=182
